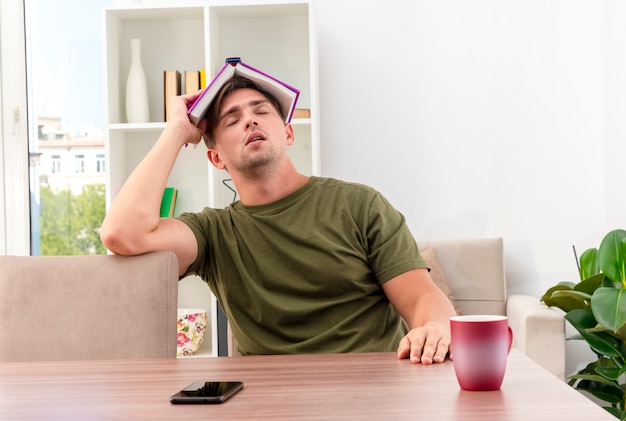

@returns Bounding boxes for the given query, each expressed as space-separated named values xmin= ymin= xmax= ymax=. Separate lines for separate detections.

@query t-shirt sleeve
xmin=364 ymin=192 xmax=428 ymax=284
xmin=175 ymin=211 xmax=209 ymax=279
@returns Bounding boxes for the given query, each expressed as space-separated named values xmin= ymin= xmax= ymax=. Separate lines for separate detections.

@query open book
xmin=187 ymin=57 xmax=300 ymax=126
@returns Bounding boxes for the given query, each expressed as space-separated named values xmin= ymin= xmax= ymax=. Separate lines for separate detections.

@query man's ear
xmin=285 ymin=123 xmax=295 ymax=145
xmin=207 ymin=149 xmax=226 ymax=170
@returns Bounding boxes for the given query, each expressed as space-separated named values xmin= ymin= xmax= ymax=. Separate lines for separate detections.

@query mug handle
xmin=506 ymin=326 xmax=513 ymax=354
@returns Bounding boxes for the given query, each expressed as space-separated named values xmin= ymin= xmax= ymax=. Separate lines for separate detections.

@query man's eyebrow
xmin=219 ymin=106 xmax=239 ymax=122
xmin=219 ymin=98 xmax=271 ymax=121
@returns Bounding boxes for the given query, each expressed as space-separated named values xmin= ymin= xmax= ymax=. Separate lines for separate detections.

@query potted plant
xmin=541 ymin=229 xmax=626 ymax=420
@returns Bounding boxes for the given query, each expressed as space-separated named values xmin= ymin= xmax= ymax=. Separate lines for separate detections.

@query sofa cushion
xmin=417 ymin=238 xmax=506 ymax=316
xmin=420 ymin=247 xmax=462 ymax=315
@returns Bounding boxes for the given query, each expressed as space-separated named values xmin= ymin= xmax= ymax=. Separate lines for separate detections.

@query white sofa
xmin=417 ymin=237 xmax=565 ymax=380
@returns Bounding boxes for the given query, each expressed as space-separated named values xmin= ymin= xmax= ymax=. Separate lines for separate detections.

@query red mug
xmin=450 ymin=315 xmax=513 ymax=391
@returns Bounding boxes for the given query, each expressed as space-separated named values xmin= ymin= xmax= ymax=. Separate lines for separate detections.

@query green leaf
xmin=579 ymin=247 xmax=599 ymax=280
xmin=596 ymin=365 xmax=626 ymax=381
xmin=574 ymin=273 xmax=606 ymax=294
xmin=565 ymin=309 xmax=624 ymax=359
xmin=598 ymin=229 xmax=626 ymax=284
xmin=570 ymin=372 xmax=620 ymax=388
xmin=553 ymin=290 xmax=591 ymax=301
xmin=552 ymin=290 xmax=592 ymax=312
xmin=574 ymin=382 xmax=623 ymax=404
xmin=541 ymin=285 xmax=589 ymax=312
xmin=571 ymin=373 xmax=624 ymax=404
xmin=592 ymin=287 xmax=626 ymax=333
xmin=557 ymin=281 xmax=577 ymax=289
xmin=565 ymin=308 xmax=597 ymax=329
xmin=587 ymin=334 xmax=623 ymax=360
xmin=620 ymin=238 xmax=626 ymax=281
xmin=617 ymin=324 xmax=626 ymax=343
xmin=603 ymin=406 xmax=623 ymax=419
xmin=587 ymin=324 xmax=612 ymax=333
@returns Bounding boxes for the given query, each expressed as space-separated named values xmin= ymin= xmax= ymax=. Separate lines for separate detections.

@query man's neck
xmin=231 ymin=161 xmax=310 ymax=206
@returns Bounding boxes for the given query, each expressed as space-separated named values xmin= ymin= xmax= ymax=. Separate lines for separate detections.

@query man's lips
xmin=246 ymin=132 xmax=266 ymax=145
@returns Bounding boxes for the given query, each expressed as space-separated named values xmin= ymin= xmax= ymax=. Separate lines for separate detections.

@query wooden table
xmin=0 ymin=349 xmax=612 ymax=420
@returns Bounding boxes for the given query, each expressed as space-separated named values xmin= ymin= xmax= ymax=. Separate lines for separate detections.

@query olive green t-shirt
xmin=177 ymin=176 xmax=427 ymax=355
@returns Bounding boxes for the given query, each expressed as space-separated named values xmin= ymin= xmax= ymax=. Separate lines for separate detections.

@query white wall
xmin=6 ymin=0 xmax=617 ymax=299
xmin=313 ymin=0 xmax=626 ymax=298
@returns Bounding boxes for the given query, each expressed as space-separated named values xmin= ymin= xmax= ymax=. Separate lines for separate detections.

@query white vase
xmin=125 ymin=38 xmax=149 ymax=123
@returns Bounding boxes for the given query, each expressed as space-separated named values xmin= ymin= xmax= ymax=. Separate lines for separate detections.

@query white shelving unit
xmin=103 ymin=1 xmax=319 ymax=357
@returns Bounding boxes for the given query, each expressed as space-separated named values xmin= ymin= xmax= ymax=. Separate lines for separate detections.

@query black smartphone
xmin=169 ymin=381 xmax=244 ymax=404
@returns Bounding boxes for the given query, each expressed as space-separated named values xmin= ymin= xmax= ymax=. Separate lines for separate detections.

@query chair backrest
xmin=0 ymin=251 xmax=179 ymax=361
xmin=417 ymin=237 xmax=506 ymax=316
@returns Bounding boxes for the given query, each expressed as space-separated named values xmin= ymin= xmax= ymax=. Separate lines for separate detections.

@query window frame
xmin=0 ymin=0 xmax=30 ymax=255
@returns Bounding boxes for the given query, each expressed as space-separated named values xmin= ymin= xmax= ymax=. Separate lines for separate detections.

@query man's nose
xmin=245 ymin=117 xmax=258 ymax=129
xmin=243 ymin=107 xmax=260 ymax=129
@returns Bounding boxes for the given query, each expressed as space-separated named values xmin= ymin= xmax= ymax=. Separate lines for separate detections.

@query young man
xmin=100 ymin=74 xmax=456 ymax=364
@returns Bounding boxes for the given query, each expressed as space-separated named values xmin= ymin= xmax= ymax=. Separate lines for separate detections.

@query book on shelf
xmin=200 ymin=69 xmax=207 ymax=88
xmin=160 ymin=187 xmax=178 ymax=218
xmin=188 ymin=57 xmax=300 ymax=126
xmin=163 ymin=70 xmax=181 ymax=122
xmin=293 ymin=108 xmax=310 ymax=119
xmin=185 ymin=70 xmax=201 ymax=94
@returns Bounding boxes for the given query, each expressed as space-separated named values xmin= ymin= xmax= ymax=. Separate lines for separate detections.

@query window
xmin=50 ymin=154 xmax=61 ymax=173
xmin=96 ymin=153 xmax=105 ymax=173
xmin=25 ymin=0 xmax=112 ymax=255
xmin=74 ymin=154 xmax=85 ymax=173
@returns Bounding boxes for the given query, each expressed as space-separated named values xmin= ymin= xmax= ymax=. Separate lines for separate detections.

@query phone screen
xmin=170 ymin=381 xmax=244 ymax=404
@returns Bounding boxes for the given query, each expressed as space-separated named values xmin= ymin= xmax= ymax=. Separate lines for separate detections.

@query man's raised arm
xmin=100 ymin=93 xmax=207 ymax=275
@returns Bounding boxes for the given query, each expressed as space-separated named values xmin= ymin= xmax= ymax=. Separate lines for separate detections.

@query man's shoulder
xmin=311 ymin=176 xmax=380 ymax=196
xmin=176 ymin=206 xmax=232 ymax=226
